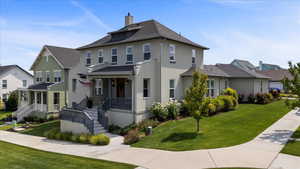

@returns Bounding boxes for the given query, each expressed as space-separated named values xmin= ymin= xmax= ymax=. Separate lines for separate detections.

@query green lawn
xmin=133 ymin=100 xmax=291 ymax=151
xmin=281 ymin=126 xmax=300 ymax=156
xmin=20 ymin=120 xmax=60 ymax=137
xmin=0 ymin=111 xmax=11 ymax=120
xmin=0 ymin=141 xmax=136 ymax=169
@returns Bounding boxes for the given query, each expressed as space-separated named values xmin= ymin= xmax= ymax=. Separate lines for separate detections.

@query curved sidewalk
xmin=0 ymin=109 xmax=300 ymax=169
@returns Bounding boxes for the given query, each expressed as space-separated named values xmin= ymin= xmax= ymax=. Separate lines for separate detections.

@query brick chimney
xmin=125 ymin=12 xmax=133 ymax=26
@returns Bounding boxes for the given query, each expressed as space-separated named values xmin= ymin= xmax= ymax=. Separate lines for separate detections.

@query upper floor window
xmin=98 ymin=49 xmax=103 ymax=64
xmin=207 ymin=79 xmax=215 ymax=97
xmin=111 ymin=48 xmax=117 ymax=65
xmin=126 ymin=46 xmax=133 ymax=64
xmin=143 ymin=44 xmax=151 ymax=60
xmin=192 ymin=49 xmax=196 ymax=64
xmin=86 ymin=52 xmax=91 ymax=66
xmin=169 ymin=79 xmax=175 ymax=99
xmin=36 ymin=71 xmax=43 ymax=82
xmin=54 ymin=71 xmax=62 ymax=83
xmin=169 ymin=44 xmax=176 ymax=63
xmin=46 ymin=71 xmax=51 ymax=82
xmin=2 ymin=80 xmax=7 ymax=89
xmin=22 ymin=80 xmax=27 ymax=87
xmin=143 ymin=79 xmax=150 ymax=97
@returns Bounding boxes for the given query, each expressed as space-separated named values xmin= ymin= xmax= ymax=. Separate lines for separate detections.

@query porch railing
xmin=105 ymin=98 xmax=132 ymax=110
xmin=60 ymin=108 xmax=94 ymax=134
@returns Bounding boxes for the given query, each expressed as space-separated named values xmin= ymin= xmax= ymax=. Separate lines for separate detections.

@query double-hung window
xmin=111 ymin=48 xmax=117 ymax=65
xmin=169 ymin=44 xmax=176 ymax=63
xmin=192 ymin=49 xmax=196 ymax=64
xmin=169 ymin=79 xmax=175 ymax=99
xmin=36 ymin=71 xmax=42 ymax=82
xmin=207 ymin=79 xmax=215 ymax=97
xmin=98 ymin=49 xmax=103 ymax=64
xmin=53 ymin=92 xmax=60 ymax=105
xmin=22 ymin=80 xmax=27 ymax=87
xmin=2 ymin=80 xmax=7 ymax=89
xmin=143 ymin=79 xmax=150 ymax=97
xmin=95 ymin=79 xmax=103 ymax=96
xmin=86 ymin=52 xmax=91 ymax=66
xmin=143 ymin=44 xmax=151 ymax=60
xmin=126 ymin=46 xmax=133 ymax=64
xmin=46 ymin=71 xmax=51 ymax=82
xmin=54 ymin=71 xmax=62 ymax=83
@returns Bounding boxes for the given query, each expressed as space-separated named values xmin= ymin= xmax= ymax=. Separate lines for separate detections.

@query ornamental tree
xmin=184 ymin=71 xmax=208 ymax=132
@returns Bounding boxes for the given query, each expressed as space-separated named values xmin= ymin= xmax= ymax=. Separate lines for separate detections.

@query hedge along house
xmin=14 ymin=45 xmax=89 ymax=121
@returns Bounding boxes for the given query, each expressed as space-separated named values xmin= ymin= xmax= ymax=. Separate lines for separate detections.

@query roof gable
xmin=0 ymin=65 xmax=32 ymax=77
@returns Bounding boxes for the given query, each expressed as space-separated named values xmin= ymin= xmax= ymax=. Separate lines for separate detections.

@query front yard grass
xmin=0 ymin=111 xmax=11 ymax=120
xmin=281 ymin=126 xmax=300 ymax=156
xmin=0 ymin=141 xmax=136 ymax=169
xmin=133 ymin=100 xmax=291 ymax=151
xmin=19 ymin=120 xmax=60 ymax=137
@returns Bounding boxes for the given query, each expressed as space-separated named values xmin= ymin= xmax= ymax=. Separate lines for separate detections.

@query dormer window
xmin=111 ymin=48 xmax=117 ymax=65
xmin=98 ymin=49 xmax=103 ymax=64
xmin=54 ymin=71 xmax=62 ymax=83
xmin=169 ymin=44 xmax=176 ymax=64
xmin=143 ymin=44 xmax=151 ymax=60
xmin=126 ymin=46 xmax=133 ymax=64
xmin=46 ymin=71 xmax=51 ymax=82
xmin=192 ymin=49 xmax=196 ymax=64
xmin=86 ymin=52 xmax=91 ymax=66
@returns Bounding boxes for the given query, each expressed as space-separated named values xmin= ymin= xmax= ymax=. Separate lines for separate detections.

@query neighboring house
xmin=231 ymin=59 xmax=257 ymax=71
xmin=14 ymin=45 xmax=89 ymax=121
xmin=256 ymin=69 xmax=293 ymax=91
xmin=257 ymin=61 xmax=282 ymax=71
xmin=0 ymin=65 xmax=33 ymax=101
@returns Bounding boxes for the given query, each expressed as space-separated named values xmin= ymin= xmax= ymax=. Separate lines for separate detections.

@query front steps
xmin=85 ymin=108 xmax=106 ymax=134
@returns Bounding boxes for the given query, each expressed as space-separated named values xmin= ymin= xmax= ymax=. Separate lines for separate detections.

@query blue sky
xmin=1 ymin=0 xmax=300 ymax=71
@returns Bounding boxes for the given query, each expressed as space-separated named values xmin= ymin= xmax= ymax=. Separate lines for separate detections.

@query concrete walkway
xmin=0 ymin=109 xmax=300 ymax=169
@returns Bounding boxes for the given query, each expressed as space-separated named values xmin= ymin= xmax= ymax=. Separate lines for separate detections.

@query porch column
xmin=41 ymin=92 xmax=44 ymax=111
xmin=34 ymin=91 xmax=37 ymax=111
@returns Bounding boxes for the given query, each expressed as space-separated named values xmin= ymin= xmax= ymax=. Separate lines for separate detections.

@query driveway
xmin=0 ymin=109 xmax=300 ymax=169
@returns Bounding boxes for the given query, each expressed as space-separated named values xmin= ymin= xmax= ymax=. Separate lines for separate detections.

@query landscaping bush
xmin=248 ymin=94 xmax=256 ymax=103
xmin=211 ymin=98 xmax=225 ymax=112
xmin=238 ymin=94 xmax=245 ymax=103
xmin=108 ymin=125 xmax=122 ymax=135
xmin=271 ymin=89 xmax=280 ymax=99
xmin=79 ymin=134 xmax=91 ymax=143
xmin=217 ymin=95 xmax=234 ymax=111
xmin=54 ymin=132 xmax=63 ymax=140
xmin=124 ymin=129 xmax=140 ymax=145
xmin=24 ymin=116 xmax=46 ymax=123
xmin=256 ymin=93 xmax=273 ymax=104
xmin=5 ymin=91 xmax=18 ymax=111
xmin=89 ymin=134 xmax=110 ymax=145
xmin=137 ymin=119 xmax=159 ymax=132
xmin=120 ymin=123 xmax=137 ymax=136
xmin=222 ymin=88 xmax=238 ymax=101
xmin=179 ymin=102 xmax=190 ymax=117
xmin=150 ymin=103 xmax=168 ymax=121
xmin=70 ymin=134 xmax=80 ymax=142
xmin=61 ymin=132 xmax=73 ymax=141
xmin=44 ymin=128 xmax=59 ymax=139
xmin=0 ymin=100 xmax=5 ymax=111
xmin=165 ymin=101 xmax=180 ymax=120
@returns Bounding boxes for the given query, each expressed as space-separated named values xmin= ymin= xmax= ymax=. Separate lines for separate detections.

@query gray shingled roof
xmin=181 ymin=65 xmax=229 ymax=77
xmin=92 ymin=65 xmax=134 ymax=73
xmin=216 ymin=64 xmax=270 ymax=79
xmin=78 ymin=20 xmax=208 ymax=50
xmin=0 ymin=65 xmax=32 ymax=77
xmin=45 ymin=45 xmax=81 ymax=69
xmin=28 ymin=82 xmax=54 ymax=90
xmin=256 ymin=69 xmax=293 ymax=81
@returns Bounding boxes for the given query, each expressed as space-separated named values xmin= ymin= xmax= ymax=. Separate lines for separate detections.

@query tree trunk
xmin=196 ymin=119 xmax=200 ymax=132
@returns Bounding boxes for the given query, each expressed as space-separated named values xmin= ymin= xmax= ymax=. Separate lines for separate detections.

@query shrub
xmin=137 ymin=119 xmax=159 ymax=132
xmin=212 ymin=98 xmax=224 ymax=112
xmin=108 ymin=125 xmax=122 ymax=135
xmin=5 ymin=91 xmax=18 ymax=111
xmin=238 ymin=94 xmax=245 ymax=103
xmin=24 ymin=116 xmax=46 ymax=123
xmin=0 ymin=100 xmax=5 ymax=111
xmin=61 ymin=132 xmax=73 ymax=141
xmin=165 ymin=101 xmax=180 ymax=120
xmin=44 ymin=128 xmax=59 ymax=139
xmin=266 ymin=93 xmax=274 ymax=101
xmin=79 ymin=134 xmax=91 ymax=143
xmin=271 ymin=89 xmax=280 ymax=99
xmin=89 ymin=134 xmax=110 ymax=145
xmin=124 ymin=129 xmax=140 ymax=145
xmin=231 ymin=96 xmax=238 ymax=109
xmin=54 ymin=132 xmax=63 ymax=140
xmin=179 ymin=102 xmax=189 ymax=117
xmin=222 ymin=88 xmax=238 ymax=101
xmin=218 ymin=95 xmax=234 ymax=111
xmin=256 ymin=93 xmax=272 ymax=104
xmin=120 ymin=124 xmax=137 ymax=136
xmin=70 ymin=134 xmax=80 ymax=142
xmin=150 ymin=103 xmax=168 ymax=121
xmin=248 ymin=94 xmax=256 ymax=103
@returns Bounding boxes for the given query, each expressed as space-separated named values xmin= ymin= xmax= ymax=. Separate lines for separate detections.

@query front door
xmin=116 ymin=79 xmax=125 ymax=97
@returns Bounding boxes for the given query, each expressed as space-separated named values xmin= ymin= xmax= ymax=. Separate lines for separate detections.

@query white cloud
xmin=70 ymin=0 xmax=111 ymax=31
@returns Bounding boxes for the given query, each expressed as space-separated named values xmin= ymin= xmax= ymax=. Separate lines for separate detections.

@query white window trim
xmin=192 ymin=49 xmax=196 ymax=64
xmin=36 ymin=71 xmax=43 ymax=82
xmin=207 ymin=79 xmax=216 ymax=97
xmin=2 ymin=80 xmax=7 ymax=89
xmin=86 ymin=51 xmax=92 ymax=66
xmin=169 ymin=79 xmax=175 ymax=99
xmin=98 ymin=49 xmax=104 ymax=64
xmin=126 ymin=46 xmax=133 ymax=64
xmin=53 ymin=70 xmax=62 ymax=83
xmin=45 ymin=71 xmax=51 ymax=82
xmin=111 ymin=48 xmax=118 ymax=64
xmin=169 ymin=44 xmax=176 ymax=63
xmin=143 ymin=78 xmax=150 ymax=98
xmin=143 ymin=43 xmax=151 ymax=60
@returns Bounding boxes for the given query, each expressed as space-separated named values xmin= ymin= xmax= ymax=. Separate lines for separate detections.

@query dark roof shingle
xmin=0 ymin=65 xmax=32 ymax=77
xmin=78 ymin=20 xmax=208 ymax=50
xmin=28 ymin=82 xmax=54 ymax=90
xmin=45 ymin=45 xmax=81 ymax=68
xmin=216 ymin=64 xmax=270 ymax=79
xmin=181 ymin=65 xmax=229 ymax=77
xmin=256 ymin=69 xmax=293 ymax=81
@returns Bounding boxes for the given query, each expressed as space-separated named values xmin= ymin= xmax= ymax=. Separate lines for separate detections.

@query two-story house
xmin=0 ymin=65 xmax=33 ymax=101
